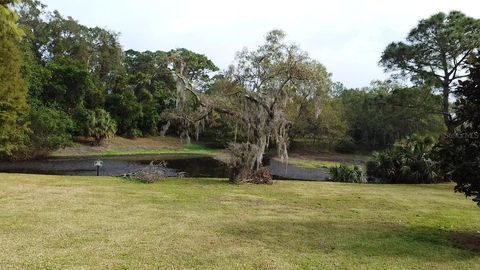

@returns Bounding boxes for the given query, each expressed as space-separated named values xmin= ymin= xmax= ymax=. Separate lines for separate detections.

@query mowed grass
xmin=52 ymin=136 xmax=219 ymax=157
xmin=1 ymin=174 xmax=479 ymax=269
xmin=286 ymin=153 xmax=371 ymax=170
xmin=96 ymin=143 xmax=219 ymax=157
xmin=288 ymin=159 xmax=347 ymax=170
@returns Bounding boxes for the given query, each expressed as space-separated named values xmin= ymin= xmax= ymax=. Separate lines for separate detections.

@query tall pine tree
xmin=0 ymin=0 xmax=29 ymax=157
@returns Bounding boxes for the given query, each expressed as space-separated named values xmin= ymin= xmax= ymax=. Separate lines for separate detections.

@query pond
xmin=0 ymin=155 xmax=330 ymax=181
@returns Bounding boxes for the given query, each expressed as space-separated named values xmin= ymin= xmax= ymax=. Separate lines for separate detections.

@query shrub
xmin=28 ymin=106 xmax=73 ymax=150
xmin=329 ymin=165 xmax=365 ymax=183
xmin=366 ymin=135 xmax=442 ymax=184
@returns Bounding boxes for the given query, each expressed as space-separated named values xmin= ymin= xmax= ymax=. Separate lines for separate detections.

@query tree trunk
xmin=232 ymin=122 xmax=237 ymax=143
xmin=228 ymin=137 xmax=272 ymax=184
xmin=160 ymin=121 xmax=170 ymax=137
xmin=442 ymin=83 xmax=454 ymax=133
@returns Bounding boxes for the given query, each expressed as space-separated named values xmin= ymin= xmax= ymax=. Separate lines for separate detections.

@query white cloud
xmin=39 ymin=0 xmax=480 ymax=88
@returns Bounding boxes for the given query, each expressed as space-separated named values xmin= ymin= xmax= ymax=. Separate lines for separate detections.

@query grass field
xmin=1 ymin=174 xmax=479 ymax=269
xmin=287 ymin=153 xmax=371 ymax=170
xmin=288 ymin=159 xmax=348 ymax=170
xmin=52 ymin=136 xmax=219 ymax=157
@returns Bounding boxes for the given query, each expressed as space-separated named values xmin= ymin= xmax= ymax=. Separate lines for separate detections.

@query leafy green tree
xmin=26 ymin=105 xmax=73 ymax=156
xmin=15 ymin=0 xmax=49 ymax=63
xmin=14 ymin=0 xmax=222 ymax=148
xmin=0 ymin=0 xmax=29 ymax=157
xmin=120 ymin=50 xmax=175 ymax=136
xmin=43 ymin=60 xmax=102 ymax=112
xmin=340 ymin=81 xmax=445 ymax=149
xmin=439 ymin=55 xmax=480 ymax=206
xmin=42 ymin=11 xmax=91 ymax=64
xmin=383 ymin=86 xmax=446 ymax=143
xmin=20 ymin=40 xmax=51 ymax=103
xmin=289 ymin=95 xmax=348 ymax=150
xmin=105 ymin=88 xmax=143 ymax=137
xmin=380 ymin=11 xmax=480 ymax=132
xmin=87 ymin=27 xmax=124 ymax=89
xmin=17 ymin=0 xmax=122 ymax=104
xmin=286 ymin=63 xmax=340 ymax=148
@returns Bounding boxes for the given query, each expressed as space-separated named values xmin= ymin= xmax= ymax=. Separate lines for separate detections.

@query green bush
xmin=366 ymin=135 xmax=441 ymax=184
xmin=329 ymin=165 xmax=365 ymax=183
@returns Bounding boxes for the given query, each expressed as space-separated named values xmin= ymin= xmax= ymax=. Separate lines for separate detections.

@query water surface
xmin=0 ymin=155 xmax=330 ymax=181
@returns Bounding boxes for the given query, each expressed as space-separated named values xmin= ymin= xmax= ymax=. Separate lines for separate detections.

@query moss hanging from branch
xmin=164 ymin=32 xmax=331 ymax=184
xmin=166 ymin=48 xmax=219 ymax=143
xmin=224 ymin=30 xmax=332 ymax=183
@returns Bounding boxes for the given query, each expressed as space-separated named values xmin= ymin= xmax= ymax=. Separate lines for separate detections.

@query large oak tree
xmin=225 ymin=30 xmax=331 ymax=182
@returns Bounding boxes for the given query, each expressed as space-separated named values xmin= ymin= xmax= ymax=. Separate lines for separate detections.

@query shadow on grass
xmin=219 ymin=219 xmax=480 ymax=262
xmin=120 ymin=177 xmax=233 ymax=186
xmin=170 ymin=178 xmax=233 ymax=186
xmin=454 ymin=232 xmax=480 ymax=252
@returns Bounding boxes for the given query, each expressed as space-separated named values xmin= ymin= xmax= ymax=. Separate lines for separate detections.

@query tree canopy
xmin=380 ymin=11 xmax=480 ymax=131
xmin=224 ymin=30 xmax=331 ymax=182
xmin=339 ymin=81 xmax=446 ymax=150
xmin=0 ymin=0 xmax=29 ymax=157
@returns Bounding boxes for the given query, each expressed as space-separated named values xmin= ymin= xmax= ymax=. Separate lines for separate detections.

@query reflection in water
xmin=0 ymin=156 xmax=330 ymax=181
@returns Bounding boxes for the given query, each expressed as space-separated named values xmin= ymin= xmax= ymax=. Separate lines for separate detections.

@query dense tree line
xmin=17 ymin=0 xmax=179 ymax=141
xmin=338 ymin=81 xmax=446 ymax=151
xmin=1 ymin=0 xmax=188 ymax=158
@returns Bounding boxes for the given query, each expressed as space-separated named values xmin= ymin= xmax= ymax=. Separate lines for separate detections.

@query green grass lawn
xmin=288 ymin=159 xmax=347 ymax=170
xmin=95 ymin=143 xmax=219 ymax=157
xmin=286 ymin=153 xmax=371 ymax=170
xmin=1 ymin=174 xmax=479 ymax=269
xmin=52 ymin=136 xmax=220 ymax=158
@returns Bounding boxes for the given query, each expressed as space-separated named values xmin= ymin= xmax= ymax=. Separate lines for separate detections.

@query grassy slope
xmin=52 ymin=136 xmax=219 ymax=157
xmin=288 ymin=159 xmax=347 ymax=170
xmin=1 ymin=174 xmax=479 ymax=269
xmin=286 ymin=152 xmax=371 ymax=170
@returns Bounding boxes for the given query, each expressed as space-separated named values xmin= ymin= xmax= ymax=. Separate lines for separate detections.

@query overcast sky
xmin=40 ymin=0 xmax=480 ymax=88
